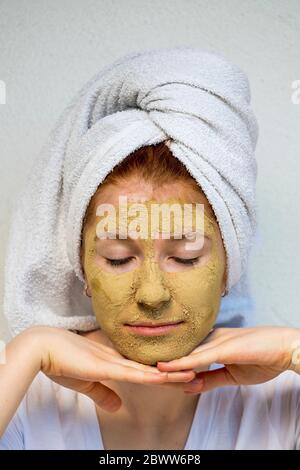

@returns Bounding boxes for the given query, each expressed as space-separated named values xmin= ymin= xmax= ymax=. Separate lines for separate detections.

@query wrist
xmin=285 ymin=328 xmax=300 ymax=374
xmin=16 ymin=326 xmax=52 ymax=373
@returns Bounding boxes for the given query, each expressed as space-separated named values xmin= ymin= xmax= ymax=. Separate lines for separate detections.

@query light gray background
xmin=1 ymin=0 xmax=299 ymax=341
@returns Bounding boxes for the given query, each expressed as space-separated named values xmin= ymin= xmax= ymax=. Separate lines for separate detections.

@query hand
xmin=31 ymin=327 xmax=195 ymax=412
xmin=156 ymin=326 xmax=300 ymax=394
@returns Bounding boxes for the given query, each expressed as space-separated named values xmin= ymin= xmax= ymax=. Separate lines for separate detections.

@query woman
xmin=1 ymin=46 xmax=300 ymax=450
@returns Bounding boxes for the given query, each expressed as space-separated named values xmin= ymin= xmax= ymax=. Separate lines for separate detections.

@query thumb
xmin=184 ymin=367 xmax=238 ymax=393
xmin=81 ymin=381 xmax=122 ymax=412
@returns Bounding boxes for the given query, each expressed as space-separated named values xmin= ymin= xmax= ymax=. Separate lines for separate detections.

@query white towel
xmin=3 ymin=46 xmax=259 ymax=336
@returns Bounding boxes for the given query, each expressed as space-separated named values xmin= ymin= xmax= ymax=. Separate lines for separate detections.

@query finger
xmin=89 ymin=345 xmax=162 ymax=374
xmin=83 ymin=332 xmax=195 ymax=375
xmin=86 ymin=340 xmax=129 ymax=359
xmin=157 ymin=337 xmax=251 ymax=372
xmin=202 ymin=328 xmax=240 ymax=343
xmin=163 ymin=370 xmax=196 ymax=382
xmin=101 ymin=363 xmax=169 ymax=384
xmin=88 ymin=344 xmax=196 ymax=379
xmin=87 ymin=342 xmax=170 ymax=374
xmin=49 ymin=375 xmax=123 ymax=413
xmin=185 ymin=328 xmax=245 ymax=356
xmin=152 ymin=381 xmax=192 ymax=390
xmin=134 ymin=373 xmax=197 ymax=390
xmin=102 ymin=362 xmax=199 ymax=384
xmin=80 ymin=381 xmax=122 ymax=412
xmin=157 ymin=348 xmax=220 ymax=371
xmin=159 ymin=369 xmax=204 ymax=389
xmin=183 ymin=368 xmax=238 ymax=393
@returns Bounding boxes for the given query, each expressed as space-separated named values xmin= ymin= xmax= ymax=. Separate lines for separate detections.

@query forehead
xmin=82 ymin=178 xmax=226 ymax=266
xmin=89 ymin=177 xmax=216 ymax=220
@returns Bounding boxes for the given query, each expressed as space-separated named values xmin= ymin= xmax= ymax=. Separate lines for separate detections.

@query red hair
xmin=102 ymin=142 xmax=199 ymax=190
xmin=82 ymin=141 xmax=216 ymax=230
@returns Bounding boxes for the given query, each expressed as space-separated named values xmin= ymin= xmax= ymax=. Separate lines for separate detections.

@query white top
xmin=1 ymin=370 xmax=300 ymax=450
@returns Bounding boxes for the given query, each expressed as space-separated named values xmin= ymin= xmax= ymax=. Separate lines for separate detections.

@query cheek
xmin=163 ymin=261 xmax=223 ymax=313
xmin=87 ymin=264 xmax=136 ymax=319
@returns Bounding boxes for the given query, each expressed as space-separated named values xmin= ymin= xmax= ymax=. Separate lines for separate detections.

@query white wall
xmin=1 ymin=0 xmax=300 ymax=341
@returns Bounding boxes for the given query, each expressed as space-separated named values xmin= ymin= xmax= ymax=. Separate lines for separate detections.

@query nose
xmin=135 ymin=258 xmax=171 ymax=310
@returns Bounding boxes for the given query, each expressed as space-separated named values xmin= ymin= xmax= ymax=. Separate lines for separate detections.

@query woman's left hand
xmin=157 ymin=326 xmax=300 ymax=393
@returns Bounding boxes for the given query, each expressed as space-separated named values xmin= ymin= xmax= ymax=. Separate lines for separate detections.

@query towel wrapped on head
xmin=3 ymin=46 xmax=259 ymax=336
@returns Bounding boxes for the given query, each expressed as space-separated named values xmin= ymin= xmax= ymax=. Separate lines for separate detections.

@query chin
xmin=108 ymin=324 xmax=214 ymax=365
xmin=118 ymin=345 xmax=195 ymax=366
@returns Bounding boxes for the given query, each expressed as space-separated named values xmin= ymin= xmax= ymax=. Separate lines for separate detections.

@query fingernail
xmin=108 ymin=403 xmax=120 ymax=412
xmin=183 ymin=378 xmax=204 ymax=391
xmin=106 ymin=401 xmax=121 ymax=412
xmin=184 ymin=374 xmax=196 ymax=382
xmin=187 ymin=377 xmax=204 ymax=386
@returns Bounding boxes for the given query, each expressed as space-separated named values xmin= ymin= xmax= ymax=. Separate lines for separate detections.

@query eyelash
xmin=105 ymin=257 xmax=134 ymax=266
xmin=105 ymin=256 xmax=200 ymax=267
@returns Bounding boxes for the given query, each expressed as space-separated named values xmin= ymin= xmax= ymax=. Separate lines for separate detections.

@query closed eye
xmin=105 ymin=256 xmax=200 ymax=268
xmin=171 ymin=256 xmax=200 ymax=265
xmin=105 ymin=257 xmax=134 ymax=267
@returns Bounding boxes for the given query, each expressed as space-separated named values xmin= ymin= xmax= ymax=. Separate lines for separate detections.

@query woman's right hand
xmin=0 ymin=325 xmax=195 ymax=436
xmin=27 ymin=326 xmax=195 ymax=413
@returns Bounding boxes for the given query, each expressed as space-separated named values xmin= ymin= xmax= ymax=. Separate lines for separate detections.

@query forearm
xmin=0 ymin=329 xmax=42 ymax=437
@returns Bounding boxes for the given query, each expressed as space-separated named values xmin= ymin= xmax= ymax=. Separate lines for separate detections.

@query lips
xmin=124 ymin=320 xmax=185 ymax=336
xmin=125 ymin=320 xmax=183 ymax=327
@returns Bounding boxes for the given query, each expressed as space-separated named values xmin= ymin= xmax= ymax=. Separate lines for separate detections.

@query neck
xmin=78 ymin=329 xmax=200 ymax=430
xmin=100 ymin=379 xmax=200 ymax=427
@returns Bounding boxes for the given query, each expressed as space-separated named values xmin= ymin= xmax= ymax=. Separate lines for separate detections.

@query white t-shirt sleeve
xmin=275 ymin=370 xmax=300 ymax=450
xmin=0 ymin=372 xmax=102 ymax=450
xmin=0 ymin=411 xmax=24 ymax=450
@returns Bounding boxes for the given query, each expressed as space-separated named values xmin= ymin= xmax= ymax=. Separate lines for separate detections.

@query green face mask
xmin=82 ymin=200 xmax=226 ymax=365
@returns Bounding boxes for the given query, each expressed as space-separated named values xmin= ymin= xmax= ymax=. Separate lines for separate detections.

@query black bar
xmin=0 ymin=450 xmax=298 ymax=466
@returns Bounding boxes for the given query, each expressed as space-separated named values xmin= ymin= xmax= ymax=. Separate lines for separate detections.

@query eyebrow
xmin=93 ymin=231 xmax=209 ymax=242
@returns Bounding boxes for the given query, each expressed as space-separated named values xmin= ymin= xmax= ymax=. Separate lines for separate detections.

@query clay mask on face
xmin=82 ymin=200 xmax=226 ymax=365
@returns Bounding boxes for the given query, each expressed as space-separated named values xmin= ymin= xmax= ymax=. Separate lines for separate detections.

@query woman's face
xmin=81 ymin=177 xmax=226 ymax=365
